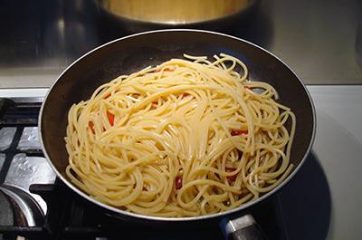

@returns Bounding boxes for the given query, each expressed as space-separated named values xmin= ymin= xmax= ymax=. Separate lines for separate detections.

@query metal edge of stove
xmin=8 ymin=97 xmax=44 ymax=104
xmin=0 ymin=88 xmax=48 ymax=101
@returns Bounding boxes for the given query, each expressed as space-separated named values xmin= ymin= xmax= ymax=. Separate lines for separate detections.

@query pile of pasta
xmin=65 ymin=54 xmax=296 ymax=217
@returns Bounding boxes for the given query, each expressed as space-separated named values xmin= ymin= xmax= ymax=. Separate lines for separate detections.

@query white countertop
xmin=307 ymin=86 xmax=362 ymax=240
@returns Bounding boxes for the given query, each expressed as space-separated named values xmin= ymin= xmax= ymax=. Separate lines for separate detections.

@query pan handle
xmin=221 ymin=214 xmax=267 ymax=240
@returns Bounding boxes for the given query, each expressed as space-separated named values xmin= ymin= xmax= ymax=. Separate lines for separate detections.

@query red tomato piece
xmin=175 ymin=176 xmax=183 ymax=190
xmin=230 ymin=129 xmax=248 ymax=136
xmin=88 ymin=121 xmax=95 ymax=134
xmin=107 ymin=111 xmax=115 ymax=126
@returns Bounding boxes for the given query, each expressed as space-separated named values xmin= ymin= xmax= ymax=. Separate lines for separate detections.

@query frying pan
xmin=39 ymin=29 xmax=316 ymax=239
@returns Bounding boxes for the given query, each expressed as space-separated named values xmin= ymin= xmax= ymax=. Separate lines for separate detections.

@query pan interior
xmin=40 ymin=30 xmax=315 ymax=219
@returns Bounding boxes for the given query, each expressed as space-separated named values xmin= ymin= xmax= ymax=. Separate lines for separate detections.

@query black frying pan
xmin=39 ymin=29 xmax=316 ymax=239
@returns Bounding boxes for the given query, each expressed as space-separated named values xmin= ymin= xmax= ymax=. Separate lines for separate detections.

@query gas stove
xmin=2 ymin=85 xmax=361 ymax=239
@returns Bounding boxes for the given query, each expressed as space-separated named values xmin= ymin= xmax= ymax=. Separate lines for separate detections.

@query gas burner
xmin=0 ymin=189 xmax=13 ymax=226
xmin=0 ymin=184 xmax=44 ymax=227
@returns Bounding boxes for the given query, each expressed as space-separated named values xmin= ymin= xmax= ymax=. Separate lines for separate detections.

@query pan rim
xmin=39 ymin=28 xmax=317 ymax=222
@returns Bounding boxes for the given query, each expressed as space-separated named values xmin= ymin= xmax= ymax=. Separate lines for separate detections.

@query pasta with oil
xmin=65 ymin=54 xmax=296 ymax=217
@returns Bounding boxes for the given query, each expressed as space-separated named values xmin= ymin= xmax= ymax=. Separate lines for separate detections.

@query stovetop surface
xmin=2 ymin=86 xmax=362 ymax=239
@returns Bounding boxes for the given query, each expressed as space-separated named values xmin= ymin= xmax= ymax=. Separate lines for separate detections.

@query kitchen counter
xmin=0 ymin=0 xmax=361 ymax=87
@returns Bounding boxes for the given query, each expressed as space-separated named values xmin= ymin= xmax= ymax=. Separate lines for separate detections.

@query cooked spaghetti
xmin=65 ymin=54 xmax=296 ymax=217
